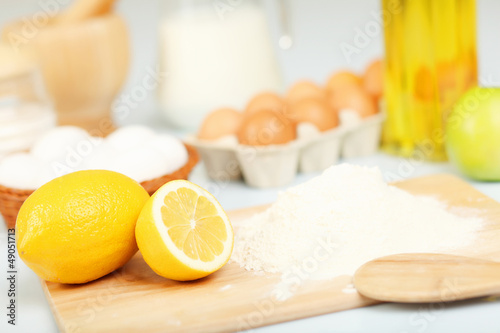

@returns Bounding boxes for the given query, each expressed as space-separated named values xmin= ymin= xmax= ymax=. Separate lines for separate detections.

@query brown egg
xmin=326 ymin=71 xmax=362 ymax=95
xmin=329 ymin=85 xmax=377 ymax=118
xmin=237 ymin=110 xmax=296 ymax=146
xmin=286 ymin=80 xmax=326 ymax=105
xmin=198 ymin=108 xmax=242 ymax=140
xmin=289 ymin=98 xmax=339 ymax=132
xmin=244 ymin=92 xmax=286 ymax=117
xmin=363 ymin=59 xmax=384 ymax=101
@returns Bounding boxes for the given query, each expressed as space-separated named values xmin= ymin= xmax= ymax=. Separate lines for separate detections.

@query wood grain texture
xmin=41 ymin=174 xmax=500 ymax=332
xmin=354 ymin=253 xmax=500 ymax=303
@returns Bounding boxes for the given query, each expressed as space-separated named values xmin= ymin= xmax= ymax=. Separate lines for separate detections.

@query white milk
xmin=158 ymin=4 xmax=283 ymax=129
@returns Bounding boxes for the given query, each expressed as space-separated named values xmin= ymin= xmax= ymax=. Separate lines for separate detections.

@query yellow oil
xmin=381 ymin=0 xmax=477 ymax=161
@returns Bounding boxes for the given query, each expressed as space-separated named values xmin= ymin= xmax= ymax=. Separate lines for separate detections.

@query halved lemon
xmin=135 ymin=180 xmax=234 ymax=281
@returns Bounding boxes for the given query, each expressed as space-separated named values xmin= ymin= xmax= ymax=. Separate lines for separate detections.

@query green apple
xmin=446 ymin=87 xmax=500 ymax=181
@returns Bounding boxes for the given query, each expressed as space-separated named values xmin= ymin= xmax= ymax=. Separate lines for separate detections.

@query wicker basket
xmin=0 ymin=144 xmax=199 ymax=229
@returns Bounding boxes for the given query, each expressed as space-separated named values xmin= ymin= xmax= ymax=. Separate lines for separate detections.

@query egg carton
xmin=186 ymin=111 xmax=384 ymax=188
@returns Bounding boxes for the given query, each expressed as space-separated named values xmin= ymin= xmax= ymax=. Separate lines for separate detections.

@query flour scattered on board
xmin=341 ymin=284 xmax=357 ymax=294
xmin=219 ymin=284 xmax=232 ymax=291
xmin=231 ymin=164 xmax=483 ymax=284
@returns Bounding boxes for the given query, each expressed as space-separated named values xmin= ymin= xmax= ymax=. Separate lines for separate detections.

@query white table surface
xmin=1 ymin=152 xmax=500 ymax=333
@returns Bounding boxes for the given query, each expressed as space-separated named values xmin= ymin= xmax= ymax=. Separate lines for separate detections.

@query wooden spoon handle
xmin=353 ymin=253 xmax=500 ymax=303
xmin=53 ymin=0 xmax=118 ymax=25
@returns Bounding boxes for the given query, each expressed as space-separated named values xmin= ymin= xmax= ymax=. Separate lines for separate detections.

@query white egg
xmin=107 ymin=146 xmax=171 ymax=183
xmin=35 ymin=163 xmax=61 ymax=188
xmin=147 ymin=134 xmax=188 ymax=174
xmin=31 ymin=126 xmax=96 ymax=167
xmin=0 ymin=153 xmax=48 ymax=189
xmin=105 ymin=125 xmax=156 ymax=153
xmin=81 ymin=143 xmax=119 ymax=170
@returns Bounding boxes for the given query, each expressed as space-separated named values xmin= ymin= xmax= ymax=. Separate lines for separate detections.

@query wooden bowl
xmin=2 ymin=14 xmax=129 ymax=136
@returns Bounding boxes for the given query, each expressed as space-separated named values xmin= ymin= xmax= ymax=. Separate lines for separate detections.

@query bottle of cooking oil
xmin=381 ymin=0 xmax=477 ymax=161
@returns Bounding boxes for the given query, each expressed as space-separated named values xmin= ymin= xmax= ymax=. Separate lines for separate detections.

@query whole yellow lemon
xmin=16 ymin=170 xmax=149 ymax=284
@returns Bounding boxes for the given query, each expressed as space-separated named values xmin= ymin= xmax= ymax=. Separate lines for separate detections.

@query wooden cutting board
xmin=41 ymin=174 xmax=500 ymax=333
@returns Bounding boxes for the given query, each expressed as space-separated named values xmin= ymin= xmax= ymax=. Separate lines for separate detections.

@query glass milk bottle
xmin=381 ymin=0 xmax=477 ymax=161
xmin=158 ymin=0 xmax=284 ymax=130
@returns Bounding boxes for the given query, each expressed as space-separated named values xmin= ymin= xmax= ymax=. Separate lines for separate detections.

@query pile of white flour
xmin=232 ymin=164 xmax=482 ymax=280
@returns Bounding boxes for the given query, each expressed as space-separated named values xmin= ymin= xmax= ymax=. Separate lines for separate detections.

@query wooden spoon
xmin=353 ymin=253 xmax=500 ymax=303
xmin=52 ymin=0 xmax=118 ymax=25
